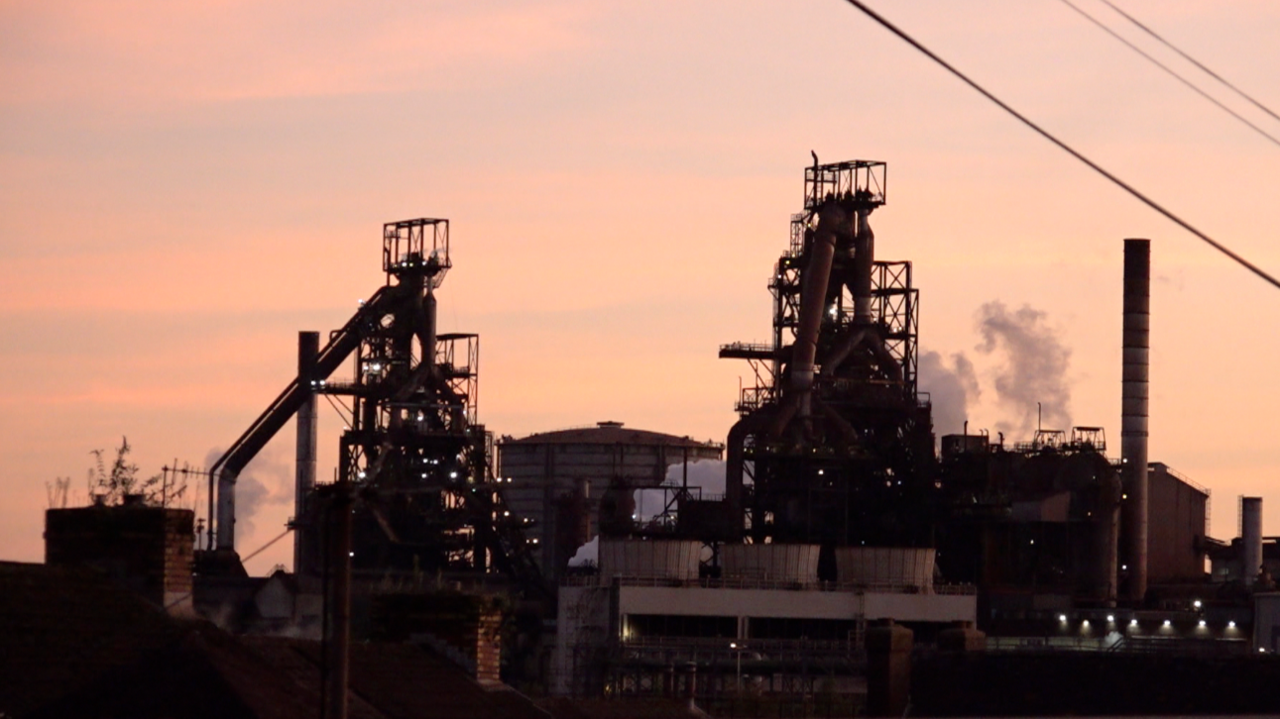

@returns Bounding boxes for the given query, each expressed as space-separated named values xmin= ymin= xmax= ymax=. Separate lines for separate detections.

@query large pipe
xmin=792 ymin=203 xmax=849 ymax=419
xmin=852 ymin=209 xmax=875 ymax=324
xmin=210 ymin=285 xmax=395 ymax=551
xmin=422 ymin=288 xmax=437 ymax=369
xmin=294 ymin=331 xmax=320 ymax=574
xmin=216 ymin=470 xmax=236 ymax=550
xmin=1242 ymin=496 xmax=1263 ymax=586
xmin=1121 ymin=238 xmax=1150 ymax=603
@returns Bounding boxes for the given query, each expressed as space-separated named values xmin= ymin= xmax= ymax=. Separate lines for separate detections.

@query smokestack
xmin=216 ymin=470 xmax=236 ymax=550
xmin=1121 ymin=238 xmax=1150 ymax=603
xmin=852 ymin=209 xmax=875 ymax=324
xmin=1242 ymin=496 xmax=1263 ymax=586
xmin=295 ymin=331 xmax=320 ymax=574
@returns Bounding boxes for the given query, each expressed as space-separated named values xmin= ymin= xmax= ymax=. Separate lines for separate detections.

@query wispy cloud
xmin=2 ymin=2 xmax=599 ymax=108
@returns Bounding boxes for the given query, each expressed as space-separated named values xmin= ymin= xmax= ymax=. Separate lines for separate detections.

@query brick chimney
xmin=45 ymin=503 xmax=195 ymax=615
xmin=372 ymin=593 xmax=505 ymax=684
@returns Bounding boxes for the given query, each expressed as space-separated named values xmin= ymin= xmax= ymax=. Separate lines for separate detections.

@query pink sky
xmin=3 ymin=1 xmax=1278 ymax=573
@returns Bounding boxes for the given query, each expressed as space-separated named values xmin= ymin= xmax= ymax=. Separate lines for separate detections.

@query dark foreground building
xmin=0 ymin=561 xmax=550 ymax=719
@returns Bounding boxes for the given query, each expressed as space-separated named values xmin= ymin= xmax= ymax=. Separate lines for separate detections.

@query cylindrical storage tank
xmin=1242 ymin=497 xmax=1263 ymax=586
xmin=835 ymin=547 xmax=936 ymax=592
xmin=496 ymin=422 xmax=723 ymax=581
xmin=720 ymin=543 xmax=820 ymax=584
xmin=598 ymin=539 xmax=701 ymax=582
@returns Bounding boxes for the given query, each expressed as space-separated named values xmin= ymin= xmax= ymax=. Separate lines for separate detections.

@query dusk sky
xmin=3 ymin=1 xmax=1278 ymax=574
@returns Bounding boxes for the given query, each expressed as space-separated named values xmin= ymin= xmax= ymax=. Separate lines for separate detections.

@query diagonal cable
xmin=1099 ymin=0 xmax=1280 ymax=125
xmin=323 ymin=392 xmax=352 ymax=426
xmin=836 ymin=0 xmax=1280 ymax=290
xmin=1056 ymin=0 xmax=1280 ymax=149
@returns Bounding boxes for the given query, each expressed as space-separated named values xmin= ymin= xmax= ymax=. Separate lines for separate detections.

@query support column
xmin=325 ymin=482 xmax=353 ymax=719
xmin=866 ymin=619 xmax=913 ymax=717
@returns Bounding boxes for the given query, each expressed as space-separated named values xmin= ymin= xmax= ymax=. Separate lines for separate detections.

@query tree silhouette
xmin=86 ymin=436 xmax=175 ymax=506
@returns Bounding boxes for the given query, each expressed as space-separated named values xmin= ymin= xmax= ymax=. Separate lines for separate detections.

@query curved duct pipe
xmin=792 ymin=202 xmax=850 ymax=419
xmin=869 ymin=333 xmax=905 ymax=384
xmin=820 ymin=326 xmax=905 ymax=396
xmin=390 ymin=274 xmax=425 ymax=432
xmin=421 ymin=290 xmax=437 ymax=378
xmin=765 ymin=393 xmax=800 ymax=439
xmin=852 ymin=209 xmax=875 ymax=324
xmin=813 ymin=396 xmax=859 ymax=446
xmin=820 ymin=328 xmax=868 ymax=376
xmin=211 ymin=285 xmax=396 ymax=550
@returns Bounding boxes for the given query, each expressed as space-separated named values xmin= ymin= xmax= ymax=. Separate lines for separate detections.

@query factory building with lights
xmin=17 ymin=156 xmax=1280 ymax=717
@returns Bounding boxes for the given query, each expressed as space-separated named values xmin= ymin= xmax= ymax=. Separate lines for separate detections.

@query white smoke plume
xmin=566 ymin=459 xmax=730 ymax=566
xmin=918 ymin=351 xmax=980 ymax=436
xmin=632 ymin=459 xmax=728 ymax=521
xmin=661 ymin=458 xmax=727 ymax=496
xmin=204 ymin=442 xmax=293 ymax=550
xmin=974 ymin=301 xmax=1072 ymax=439
xmin=568 ymin=536 xmax=598 ymax=567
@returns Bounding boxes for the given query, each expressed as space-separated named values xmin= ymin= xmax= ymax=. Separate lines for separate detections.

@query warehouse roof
xmin=500 ymin=422 xmax=722 ymax=450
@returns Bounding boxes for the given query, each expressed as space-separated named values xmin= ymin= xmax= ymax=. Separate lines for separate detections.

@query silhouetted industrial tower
xmin=720 ymin=160 xmax=935 ymax=561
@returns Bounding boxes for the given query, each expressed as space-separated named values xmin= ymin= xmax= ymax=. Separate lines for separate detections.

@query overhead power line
xmin=1056 ymin=0 xmax=1280 ymax=150
xmin=835 ymin=0 xmax=1280 ymax=291
xmin=242 ymin=527 xmax=293 ymax=564
xmin=1099 ymin=0 xmax=1280 ymax=125
xmin=163 ymin=527 xmax=293 ymax=611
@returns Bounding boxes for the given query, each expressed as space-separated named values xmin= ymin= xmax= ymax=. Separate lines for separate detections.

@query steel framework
xmin=207 ymin=218 xmax=544 ymax=595
xmin=716 ymin=158 xmax=935 ymax=554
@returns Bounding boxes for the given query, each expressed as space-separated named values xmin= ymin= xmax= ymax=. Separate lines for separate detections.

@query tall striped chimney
xmin=1122 ymin=239 xmax=1150 ymax=603
xmin=294 ymin=330 xmax=319 ymax=575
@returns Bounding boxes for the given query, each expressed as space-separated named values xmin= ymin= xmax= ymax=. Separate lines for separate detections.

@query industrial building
xmin=541 ymin=158 xmax=1258 ymax=708
xmin=41 ymin=156 xmax=1272 ymax=716
xmin=554 ymin=539 xmax=975 ymax=697
xmin=497 ymin=422 xmax=722 ymax=581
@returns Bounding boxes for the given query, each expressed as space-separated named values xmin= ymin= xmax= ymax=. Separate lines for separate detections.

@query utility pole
xmin=324 ymin=477 xmax=353 ymax=719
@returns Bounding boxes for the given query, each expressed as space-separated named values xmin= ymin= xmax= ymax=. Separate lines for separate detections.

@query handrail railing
xmin=562 ymin=574 xmax=976 ymax=595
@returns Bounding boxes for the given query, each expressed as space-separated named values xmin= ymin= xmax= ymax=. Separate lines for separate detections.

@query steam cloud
xmin=975 ymin=301 xmax=1072 ymax=438
xmin=204 ymin=443 xmax=293 ymax=547
xmin=918 ymin=351 xmax=980 ymax=436
xmin=569 ymin=459 xmax=728 ymax=567
xmin=568 ymin=536 xmax=598 ymax=567
xmin=631 ymin=458 xmax=728 ymax=523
